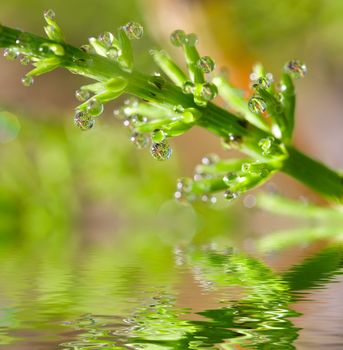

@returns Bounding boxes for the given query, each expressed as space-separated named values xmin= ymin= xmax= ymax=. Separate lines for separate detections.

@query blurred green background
xmin=1 ymin=0 xmax=343 ymax=247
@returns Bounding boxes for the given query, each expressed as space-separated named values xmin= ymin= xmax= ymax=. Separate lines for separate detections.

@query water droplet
xmin=170 ymin=30 xmax=186 ymax=47
xmin=123 ymin=22 xmax=144 ymax=40
xmin=176 ymin=177 xmax=193 ymax=192
xmin=200 ymin=82 xmax=218 ymax=101
xmin=21 ymin=75 xmax=34 ymax=87
xmin=86 ymin=98 xmax=104 ymax=117
xmin=151 ymin=141 xmax=172 ymax=161
xmin=3 ymin=48 xmax=18 ymax=61
xmin=258 ymin=136 xmax=274 ymax=155
xmin=252 ymin=76 xmax=271 ymax=90
xmin=148 ymin=75 xmax=165 ymax=90
xmin=248 ymin=95 xmax=266 ymax=114
xmin=44 ymin=9 xmax=56 ymax=21
xmin=201 ymin=154 xmax=219 ymax=165
xmin=98 ymin=32 xmax=114 ymax=48
xmin=221 ymin=134 xmax=242 ymax=150
xmin=20 ymin=56 xmax=31 ymax=65
xmin=130 ymin=132 xmax=149 ymax=149
xmin=241 ymin=163 xmax=251 ymax=173
xmin=152 ymin=129 xmax=166 ymax=143
xmin=182 ymin=81 xmax=195 ymax=94
xmin=185 ymin=33 xmax=198 ymax=46
xmin=74 ymin=111 xmax=95 ymax=131
xmin=224 ymin=190 xmax=239 ymax=201
xmin=107 ymin=47 xmax=120 ymax=60
xmin=75 ymin=89 xmax=90 ymax=102
xmin=80 ymin=44 xmax=93 ymax=53
xmin=284 ymin=60 xmax=307 ymax=79
xmin=39 ymin=42 xmax=65 ymax=56
xmin=173 ymin=105 xmax=184 ymax=113
xmin=277 ymin=92 xmax=284 ymax=103
xmin=223 ymin=172 xmax=238 ymax=186
xmin=197 ymin=56 xmax=215 ymax=73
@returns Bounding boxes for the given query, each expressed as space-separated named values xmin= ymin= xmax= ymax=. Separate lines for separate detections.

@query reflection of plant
xmin=0 ymin=11 xmax=342 ymax=203
xmin=53 ymin=245 xmax=343 ymax=349
xmin=257 ymin=194 xmax=343 ymax=251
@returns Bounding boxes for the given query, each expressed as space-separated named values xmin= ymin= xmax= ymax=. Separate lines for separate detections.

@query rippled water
xmin=0 ymin=240 xmax=342 ymax=349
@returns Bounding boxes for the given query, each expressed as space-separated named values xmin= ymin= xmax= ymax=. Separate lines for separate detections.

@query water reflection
xmin=0 ymin=240 xmax=343 ymax=349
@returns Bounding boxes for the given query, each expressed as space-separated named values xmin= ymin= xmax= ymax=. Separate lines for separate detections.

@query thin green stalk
xmin=0 ymin=23 xmax=342 ymax=202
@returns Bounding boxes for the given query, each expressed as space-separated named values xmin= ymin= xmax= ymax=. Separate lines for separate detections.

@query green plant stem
xmin=1 ymin=25 xmax=342 ymax=202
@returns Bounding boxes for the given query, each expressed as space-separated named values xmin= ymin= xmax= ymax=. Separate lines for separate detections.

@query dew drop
xmin=197 ymin=56 xmax=215 ymax=73
xmin=86 ymin=98 xmax=104 ymax=117
xmin=284 ymin=60 xmax=307 ymax=79
xmin=185 ymin=33 xmax=198 ymax=46
xmin=74 ymin=111 xmax=95 ymax=131
xmin=107 ymin=47 xmax=120 ymax=60
xmin=123 ymin=22 xmax=144 ymax=40
xmin=20 ymin=56 xmax=31 ymax=65
xmin=152 ymin=129 xmax=166 ymax=143
xmin=148 ymin=75 xmax=165 ymax=90
xmin=173 ymin=105 xmax=184 ymax=113
xmin=21 ymin=75 xmax=34 ymax=87
xmin=223 ymin=172 xmax=238 ymax=186
xmin=170 ymin=30 xmax=186 ymax=47
xmin=201 ymin=154 xmax=219 ymax=165
xmin=130 ymin=132 xmax=149 ymax=149
xmin=241 ymin=163 xmax=251 ymax=173
xmin=151 ymin=141 xmax=172 ymax=161
xmin=252 ymin=76 xmax=271 ymax=90
xmin=80 ymin=44 xmax=93 ymax=53
xmin=44 ymin=9 xmax=56 ymax=21
xmin=182 ymin=81 xmax=195 ymax=94
xmin=200 ymin=82 xmax=218 ymax=101
xmin=98 ymin=32 xmax=114 ymax=48
xmin=258 ymin=136 xmax=274 ymax=155
xmin=39 ymin=42 xmax=65 ymax=56
xmin=224 ymin=190 xmax=239 ymax=201
xmin=75 ymin=89 xmax=90 ymax=102
xmin=221 ymin=134 xmax=242 ymax=150
xmin=248 ymin=95 xmax=267 ymax=114
xmin=176 ymin=177 xmax=193 ymax=192
xmin=3 ymin=48 xmax=18 ymax=61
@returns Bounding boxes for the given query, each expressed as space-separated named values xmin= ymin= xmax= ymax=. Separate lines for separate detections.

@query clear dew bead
xmin=123 ymin=22 xmax=144 ymax=40
xmin=253 ymin=76 xmax=271 ymax=90
xmin=151 ymin=129 xmax=166 ymax=143
xmin=150 ymin=141 xmax=172 ymax=161
xmin=74 ymin=111 xmax=95 ymax=131
xmin=20 ymin=56 xmax=31 ymax=65
xmin=248 ymin=95 xmax=267 ymax=114
xmin=284 ymin=60 xmax=307 ymax=79
xmin=201 ymin=154 xmax=219 ymax=165
xmin=182 ymin=81 xmax=195 ymax=94
xmin=223 ymin=172 xmax=238 ymax=186
xmin=185 ymin=33 xmax=198 ymax=46
xmin=221 ymin=134 xmax=242 ymax=150
xmin=4 ymin=48 xmax=18 ymax=61
xmin=21 ymin=75 xmax=34 ymax=87
xmin=130 ymin=132 xmax=149 ymax=149
xmin=86 ymin=98 xmax=104 ymax=117
xmin=98 ymin=32 xmax=114 ymax=47
xmin=224 ymin=190 xmax=239 ymax=201
xmin=107 ymin=47 xmax=120 ymax=60
xmin=75 ymin=89 xmax=90 ymax=102
xmin=258 ymin=136 xmax=274 ymax=154
xmin=44 ymin=9 xmax=56 ymax=21
xmin=200 ymin=83 xmax=218 ymax=101
xmin=176 ymin=177 xmax=193 ymax=192
xmin=197 ymin=56 xmax=215 ymax=73
xmin=170 ymin=29 xmax=186 ymax=47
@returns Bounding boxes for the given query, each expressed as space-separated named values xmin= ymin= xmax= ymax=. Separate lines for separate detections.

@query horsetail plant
xmin=0 ymin=10 xmax=342 ymax=203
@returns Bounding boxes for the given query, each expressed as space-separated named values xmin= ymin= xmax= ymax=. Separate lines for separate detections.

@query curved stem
xmin=1 ymin=24 xmax=342 ymax=202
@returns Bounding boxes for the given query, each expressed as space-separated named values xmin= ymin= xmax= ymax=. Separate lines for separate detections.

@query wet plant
xmin=0 ymin=11 xmax=342 ymax=203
